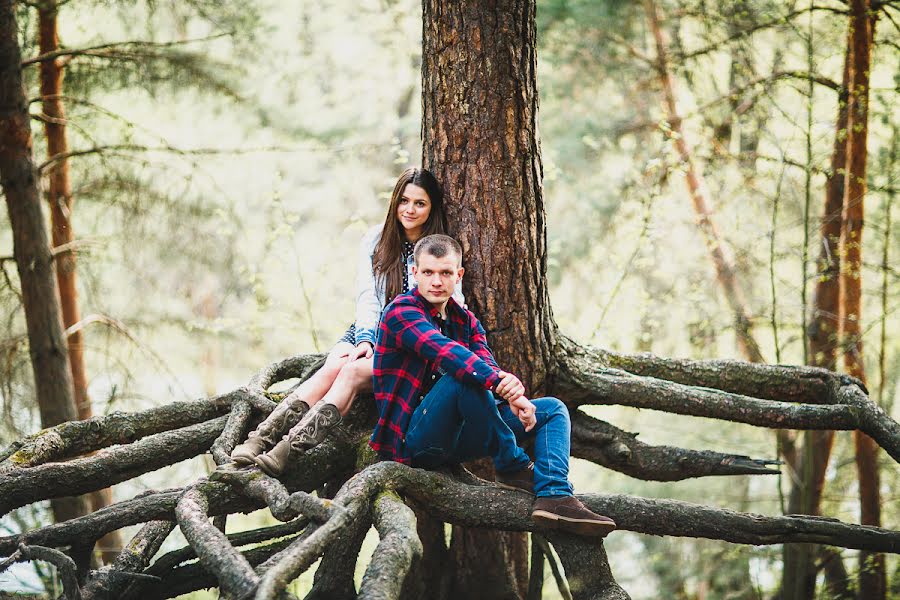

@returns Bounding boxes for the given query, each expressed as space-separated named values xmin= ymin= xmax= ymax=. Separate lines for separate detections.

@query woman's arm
xmin=353 ymin=226 xmax=383 ymax=347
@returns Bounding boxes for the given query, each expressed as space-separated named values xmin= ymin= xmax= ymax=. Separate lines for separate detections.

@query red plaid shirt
xmin=370 ymin=288 xmax=502 ymax=463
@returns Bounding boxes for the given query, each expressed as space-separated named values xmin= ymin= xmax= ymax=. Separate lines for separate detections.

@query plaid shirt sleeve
xmin=383 ymin=304 xmax=502 ymax=390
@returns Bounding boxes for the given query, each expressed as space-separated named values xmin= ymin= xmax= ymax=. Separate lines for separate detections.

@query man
xmin=371 ymin=233 xmax=616 ymax=537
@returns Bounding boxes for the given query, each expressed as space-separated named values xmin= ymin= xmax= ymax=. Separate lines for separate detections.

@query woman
xmin=230 ymin=167 xmax=460 ymax=476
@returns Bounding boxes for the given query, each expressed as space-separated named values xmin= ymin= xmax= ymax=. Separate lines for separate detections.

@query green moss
xmin=355 ymin=440 xmax=378 ymax=471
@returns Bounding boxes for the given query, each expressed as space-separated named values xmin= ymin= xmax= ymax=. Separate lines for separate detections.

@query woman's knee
xmin=324 ymin=343 xmax=353 ymax=373
xmin=338 ymin=357 xmax=374 ymax=389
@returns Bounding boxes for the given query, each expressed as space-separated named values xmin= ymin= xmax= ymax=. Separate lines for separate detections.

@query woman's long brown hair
xmin=372 ymin=167 xmax=447 ymax=303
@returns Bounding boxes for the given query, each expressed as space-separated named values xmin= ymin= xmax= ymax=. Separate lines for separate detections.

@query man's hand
xmin=495 ymin=370 xmax=525 ymax=403
xmin=349 ymin=342 xmax=374 ymax=361
xmin=509 ymin=396 xmax=536 ymax=432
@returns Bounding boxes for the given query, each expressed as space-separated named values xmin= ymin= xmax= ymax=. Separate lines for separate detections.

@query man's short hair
xmin=414 ymin=234 xmax=463 ymax=267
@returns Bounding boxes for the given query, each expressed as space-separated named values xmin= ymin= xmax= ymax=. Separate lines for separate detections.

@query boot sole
xmin=253 ymin=456 xmax=284 ymax=477
xmin=532 ymin=510 xmax=617 ymax=537
xmin=230 ymin=453 xmax=259 ymax=466
xmin=495 ymin=481 xmax=535 ymax=495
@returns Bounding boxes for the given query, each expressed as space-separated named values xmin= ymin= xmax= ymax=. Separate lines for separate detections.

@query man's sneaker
xmin=496 ymin=461 xmax=535 ymax=494
xmin=531 ymin=496 xmax=617 ymax=537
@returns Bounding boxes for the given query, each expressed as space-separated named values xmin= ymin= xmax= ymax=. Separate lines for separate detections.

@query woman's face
xmin=396 ymin=183 xmax=432 ymax=240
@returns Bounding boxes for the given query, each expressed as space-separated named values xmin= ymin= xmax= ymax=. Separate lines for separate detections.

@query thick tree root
xmin=82 ymin=520 xmax=173 ymax=599
xmin=357 ymin=491 xmax=423 ymax=600
xmin=174 ymin=487 xmax=259 ymax=599
xmin=0 ymin=417 xmax=229 ymax=517
xmin=547 ymin=532 xmax=629 ymax=600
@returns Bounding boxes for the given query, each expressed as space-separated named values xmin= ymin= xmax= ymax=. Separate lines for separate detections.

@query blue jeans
xmin=404 ymin=376 xmax=575 ymax=497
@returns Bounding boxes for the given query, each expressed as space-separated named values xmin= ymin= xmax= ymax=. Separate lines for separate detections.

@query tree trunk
xmin=422 ymin=0 xmax=556 ymax=393
xmin=782 ymin=34 xmax=852 ymax=600
xmin=840 ymin=2 xmax=883 ymax=597
xmin=36 ymin=1 xmax=122 ymax=562
xmin=422 ymin=1 xmax=551 ymax=596
xmin=0 ymin=0 xmax=89 ymax=525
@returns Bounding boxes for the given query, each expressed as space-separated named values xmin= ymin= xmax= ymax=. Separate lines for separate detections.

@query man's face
xmin=413 ymin=251 xmax=464 ymax=308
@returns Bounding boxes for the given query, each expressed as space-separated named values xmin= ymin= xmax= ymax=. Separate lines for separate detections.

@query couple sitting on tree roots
xmin=227 ymin=167 xmax=616 ymax=538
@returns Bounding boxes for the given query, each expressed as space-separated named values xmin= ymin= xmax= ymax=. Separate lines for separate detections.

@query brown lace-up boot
xmin=230 ymin=392 xmax=310 ymax=466
xmin=254 ymin=402 xmax=342 ymax=477
xmin=532 ymin=496 xmax=617 ymax=537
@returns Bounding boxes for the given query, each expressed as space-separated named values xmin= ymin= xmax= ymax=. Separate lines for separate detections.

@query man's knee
xmin=433 ymin=377 xmax=492 ymax=407
xmin=536 ymin=397 xmax=570 ymax=421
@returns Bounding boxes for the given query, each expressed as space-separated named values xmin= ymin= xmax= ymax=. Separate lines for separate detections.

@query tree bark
xmin=0 ymin=0 xmax=90 ymax=526
xmin=37 ymin=0 xmax=122 ymax=562
xmin=422 ymin=1 xmax=549 ymax=596
xmin=840 ymin=2 xmax=883 ymax=597
xmin=422 ymin=0 xmax=556 ymax=393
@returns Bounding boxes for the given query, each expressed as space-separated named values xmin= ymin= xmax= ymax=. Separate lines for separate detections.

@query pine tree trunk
xmin=840 ymin=1 xmax=883 ymax=597
xmin=782 ymin=36 xmax=852 ymax=600
xmin=37 ymin=1 xmax=122 ymax=562
xmin=422 ymin=1 xmax=551 ymax=596
xmin=0 ymin=0 xmax=89 ymax=525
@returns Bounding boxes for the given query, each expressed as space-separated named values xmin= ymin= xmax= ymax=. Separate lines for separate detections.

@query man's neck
xmin=430 ymin=300 xmax=449 ymax=320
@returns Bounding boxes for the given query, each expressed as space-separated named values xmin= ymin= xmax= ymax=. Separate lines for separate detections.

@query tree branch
xmin=20 ymin=34 xmax=231 ymax=67
xmin=0 ymin=543 xmax=82 ymax=600
xmin=555 ymin=341 xmax=900 ymax=463
xmin=570 ymin=410 xmax=780 ymax=480
xmin=1 ymin=397 xmax=230 ymax=467
xmin=82 ymin=520 xmax=173 ymax=599
xmin=0 ymin=417 xmax=229 ymax=517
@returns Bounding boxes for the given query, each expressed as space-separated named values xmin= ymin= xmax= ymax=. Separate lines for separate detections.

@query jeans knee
xmin=539 ymin=397 xmax=569 ymax=421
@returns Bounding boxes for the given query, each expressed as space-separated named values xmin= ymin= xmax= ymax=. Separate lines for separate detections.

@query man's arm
xmin=383 ymin=304 xmax=502 ymax=390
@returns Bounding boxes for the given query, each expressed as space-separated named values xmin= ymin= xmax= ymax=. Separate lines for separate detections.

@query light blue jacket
xmin=354 ymin=225 xmax=465 ymax=345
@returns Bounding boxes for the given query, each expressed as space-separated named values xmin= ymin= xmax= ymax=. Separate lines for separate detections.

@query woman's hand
xmin=350 ymin=341 xmax=374 ymax=361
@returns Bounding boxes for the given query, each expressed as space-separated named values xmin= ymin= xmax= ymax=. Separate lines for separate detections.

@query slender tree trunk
xmin=782 ymin=35 xmax=853 ymax=600
xmin=643 ymin=0 xmax=764 ymax=365
xmin=840 ymin=2 xmax=883 ymax=597
xmin=37 ymin=1 xmax=122 ymax=562
xmin=38 ymin=1 xmax=88 ymax=420
xmin=422 ymin=1 xmax=553 ymax=597
xmin=0 ymin=0 xmax=89 ymax=526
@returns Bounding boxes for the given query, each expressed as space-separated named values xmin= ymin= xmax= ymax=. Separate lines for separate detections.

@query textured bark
xmin=782 ymin=31 xmax=852 ymax=600
xmin=546 ymin=533 xmax=628 ymax=600
xmin=841 ymin=2 xmax=883 ymax=597
xmin=357 ymin=491 xmax=422 ymax=600
xmin=422 ymin=0 xmax=555 ymax=392
xmin=422 ymin=1 xmax=547 ymax=595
